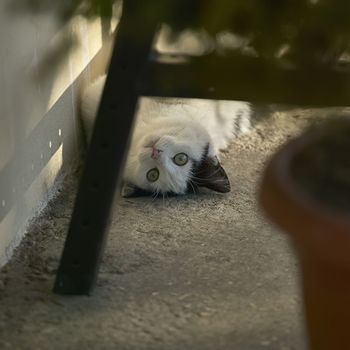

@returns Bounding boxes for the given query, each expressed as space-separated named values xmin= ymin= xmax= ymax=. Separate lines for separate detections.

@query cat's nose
xmin=151 ymin=147 xmax=162 ymax=160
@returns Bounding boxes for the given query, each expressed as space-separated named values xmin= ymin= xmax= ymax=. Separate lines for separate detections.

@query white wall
xmin=0 ymin=4 xmax=114 ymax=266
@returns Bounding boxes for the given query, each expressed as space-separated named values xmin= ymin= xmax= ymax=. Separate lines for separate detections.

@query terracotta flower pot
xmin=259 ymin=119 xmax=350 ymax=350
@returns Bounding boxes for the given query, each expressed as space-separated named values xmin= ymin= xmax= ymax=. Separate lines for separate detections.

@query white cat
xmin=81 ymin=75 xmax=252 ymax=197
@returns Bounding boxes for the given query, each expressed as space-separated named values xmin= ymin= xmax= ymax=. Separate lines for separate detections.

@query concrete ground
xmin=2 ymin=106 xmax=343 ymax=350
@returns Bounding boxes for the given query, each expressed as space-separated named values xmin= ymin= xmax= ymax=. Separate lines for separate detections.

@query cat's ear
xmin=121 ymin=183 xmax=152 ymax=198
xmin=192 ymin=156 xmax=231 ymax=193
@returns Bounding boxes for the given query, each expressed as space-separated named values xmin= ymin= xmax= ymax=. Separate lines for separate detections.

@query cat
xmin=81 ymin=75 xmax=252 ymax=197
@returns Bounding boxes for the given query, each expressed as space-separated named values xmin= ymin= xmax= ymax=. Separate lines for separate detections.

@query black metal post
xmin=53 ymin=1 xmax=159 ymax=295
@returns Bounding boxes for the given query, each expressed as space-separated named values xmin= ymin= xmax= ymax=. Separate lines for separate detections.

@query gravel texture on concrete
xmin=1 ymin=106 xmax=347 ymax=350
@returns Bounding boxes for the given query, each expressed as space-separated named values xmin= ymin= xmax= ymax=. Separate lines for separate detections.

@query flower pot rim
xmin=266 ymin=126 xmax=350 ymax=231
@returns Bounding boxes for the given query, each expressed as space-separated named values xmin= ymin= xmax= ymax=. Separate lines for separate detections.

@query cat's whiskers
xmin=191 ymin=176 xmax=228 ymax=184
xmin=191 ymin=167 xmax=224 ymax=180
xmin=189 ymin=180 xmax=198 ymax=194
xmin=206 ymin=167 xmax=224 ymax=177
xmin=151 ymin=188 xmax=160 ymax=202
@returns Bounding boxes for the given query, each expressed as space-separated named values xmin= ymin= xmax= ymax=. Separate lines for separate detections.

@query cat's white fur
xmin=81 ymin=75 xmax=251 ymax=195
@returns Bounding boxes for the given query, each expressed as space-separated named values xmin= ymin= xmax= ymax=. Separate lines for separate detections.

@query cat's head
xmin=122 ymin=122 xmax=230 ymax=197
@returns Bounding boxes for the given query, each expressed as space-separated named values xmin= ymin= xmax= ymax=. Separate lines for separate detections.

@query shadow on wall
xmin=0 ymin=3 xmax=115 ymax=264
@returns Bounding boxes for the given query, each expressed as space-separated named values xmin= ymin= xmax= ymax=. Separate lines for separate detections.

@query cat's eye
xmin=146 ymin=168 xmax=159 ymax=182
xmin=173 ymin=153 xmax=188 ymax=166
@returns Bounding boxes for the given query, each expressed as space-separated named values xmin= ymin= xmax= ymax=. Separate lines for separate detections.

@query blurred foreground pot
xmin=260 ymin=120 xmax=350 ymax=350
